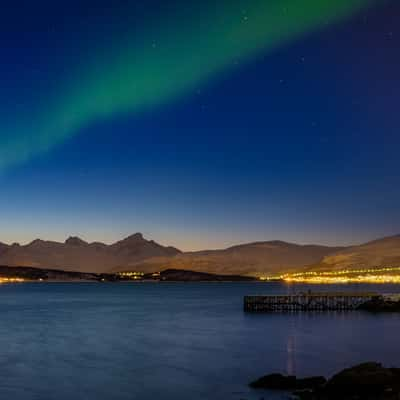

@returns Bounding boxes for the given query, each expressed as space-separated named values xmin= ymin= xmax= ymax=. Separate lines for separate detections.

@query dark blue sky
xmin=0 ymin=0 xmax=399 ymax=249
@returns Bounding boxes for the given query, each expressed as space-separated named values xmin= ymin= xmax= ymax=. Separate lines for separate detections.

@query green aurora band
xmin=0 ymin=0 xmax=372 ymax=171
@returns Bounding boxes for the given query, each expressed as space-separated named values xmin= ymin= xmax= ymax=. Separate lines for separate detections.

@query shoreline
xmin=4 ymin=278 xmax=400 ymax=284
xmin=2 ymin=264 xmax=400 ymax=284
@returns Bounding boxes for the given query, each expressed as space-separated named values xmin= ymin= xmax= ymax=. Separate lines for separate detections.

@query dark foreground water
xmin=1 ymin=282 xmax=400 ymax=400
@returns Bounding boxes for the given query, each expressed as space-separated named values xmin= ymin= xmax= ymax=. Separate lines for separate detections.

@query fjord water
xmin=1 ymin=283 xmax=400 ymax=400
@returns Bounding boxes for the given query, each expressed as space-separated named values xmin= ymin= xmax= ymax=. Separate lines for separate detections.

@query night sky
xmin=0 ymin=0 xmax=399 ymax=250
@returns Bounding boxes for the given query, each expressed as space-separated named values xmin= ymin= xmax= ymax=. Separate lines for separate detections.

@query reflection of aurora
xmin=0 ymin=0 xmax=372 ymax=172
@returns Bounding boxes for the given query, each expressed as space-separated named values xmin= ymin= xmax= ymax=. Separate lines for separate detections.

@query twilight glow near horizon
xmin=0 ymin=0 xmax=399 ymax=250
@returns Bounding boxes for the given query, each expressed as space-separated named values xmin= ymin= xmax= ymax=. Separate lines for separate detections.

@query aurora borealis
xmin=1 ymin=0 xmax=399 ymax=249
xmin=0 ymin=0 xmax=372 ymax=171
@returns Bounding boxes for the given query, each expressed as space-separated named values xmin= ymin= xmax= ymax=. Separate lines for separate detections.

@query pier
xmin=244 ymin=292 xmax=380 ymax=312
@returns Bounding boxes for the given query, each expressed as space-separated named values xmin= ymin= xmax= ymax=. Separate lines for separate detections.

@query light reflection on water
xmin=0 ymin=282 xmax=399 ymax=400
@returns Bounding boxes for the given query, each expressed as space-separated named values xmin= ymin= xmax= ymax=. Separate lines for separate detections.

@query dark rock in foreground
xmin=251 ymin=362 xmax=400 ymax=400
xmin=319 ymin=362 xmax=400 ymax=399
xmin=249 ymin=373 xmax=326 ymax=390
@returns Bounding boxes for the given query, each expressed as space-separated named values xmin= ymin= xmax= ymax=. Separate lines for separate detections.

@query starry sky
xmin=0 ymin=0 xmax=399 ymax=250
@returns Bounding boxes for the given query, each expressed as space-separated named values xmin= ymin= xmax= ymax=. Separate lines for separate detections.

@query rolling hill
xmin=318 ymin=235 xmax=400 ymax=271
xmin=112 ymin=240 xmax=345 ymax=276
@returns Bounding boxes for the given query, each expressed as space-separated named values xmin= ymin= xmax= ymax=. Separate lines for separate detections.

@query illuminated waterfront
xmin=0 ymin=277 xmax=25 ymax=284
xmin=259 ymin=266 xmax=400 ymax=284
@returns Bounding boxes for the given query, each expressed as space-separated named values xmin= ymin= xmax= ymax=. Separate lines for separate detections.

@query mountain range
xmin=0 ymin=233 xmax=180 ymax=273
xmin=0 ymin=233 xmax=399 ymax=276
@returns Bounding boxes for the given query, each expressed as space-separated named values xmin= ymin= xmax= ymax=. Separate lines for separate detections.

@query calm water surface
xmin=1 ymin=282 xmax=400 ymax=400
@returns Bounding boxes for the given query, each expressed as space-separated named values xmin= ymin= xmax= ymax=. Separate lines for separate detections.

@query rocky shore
xmin=144 ymin=268 xmax=256 ymax=282
xmin=250 ymin=362 xmax=400 ymax=399
xmin=0 ymin=265 xmax=116 ymax=282
xmin=0 ymin=265 xmax=256 ymax=282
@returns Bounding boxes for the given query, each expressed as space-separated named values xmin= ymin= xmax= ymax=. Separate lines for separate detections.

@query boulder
xmin=325 ymin=362 xmax=400 ymax=396
xmin=296 ymin=376 xmax=327 ymax=390
xmin=251 ymin=363 xmax=400 ymax=400
xmin=250 ymin=373 xmax=297 ymax=389
xmin=249 ymin=373 xmax=326 ymax=390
